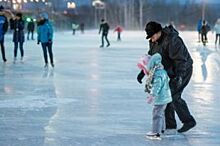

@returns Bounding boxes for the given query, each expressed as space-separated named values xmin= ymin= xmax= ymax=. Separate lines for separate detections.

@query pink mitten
xmin=137 ymin=55 xmax=151 ymax=75
xmin=137 ymin=62 xmax=145 ymax=70
xmin=146 ymin=95 xmax=154 ymax=104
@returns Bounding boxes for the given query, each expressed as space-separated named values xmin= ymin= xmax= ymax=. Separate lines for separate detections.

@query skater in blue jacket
xmin=0 ymin=6 xmax=8 ymax=63
xmin=37 ymin=13 xmax=54 ymax=68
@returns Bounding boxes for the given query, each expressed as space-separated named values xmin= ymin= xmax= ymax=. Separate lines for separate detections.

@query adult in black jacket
xmin=137 ymin=21 xmax=196 ymax=133
xmin=99 ymin=19 xmax=110 ymax=47
xmin=10 ymin=13 xmax=25 ymax=63
xmin=27 ymin=18 xmax=35 ymax=40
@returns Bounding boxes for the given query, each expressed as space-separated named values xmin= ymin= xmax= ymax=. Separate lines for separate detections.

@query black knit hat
xmin=0 ymin=5 xmax=4 ymax=11
xmin=145 ymin=21 xmax=162 ymax=39
xmin=16 ymin=13 xmax=22 ymax=18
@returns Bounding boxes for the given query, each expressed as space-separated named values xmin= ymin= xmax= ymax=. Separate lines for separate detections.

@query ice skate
xmin=145 ymin=132 xmax=161 ymax=140
xmin=44 ymin=63 xmax=48 ymax=68
xmin=51 ymin=63 xmax=55 ymax=68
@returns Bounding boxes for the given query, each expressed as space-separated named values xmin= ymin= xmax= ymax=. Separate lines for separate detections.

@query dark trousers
xmin=101 ymin=33 xmax=110 ymax=46
xmin=215 ymin=34 xmax=220 ymax=45
xmin=165 ymin=66 xmax=195 ymax=129
xmin=72 ymin=29 xmax=76 ymax=35
xmin=27 ymin=31 xmax=34 ymax=40
xmin=201 ymin=33 xmax=207 ymax=43
xmin=117 ymin=32 xmax=121 ymax=41
xmin=0 ymin=39 xmax=6 ymax=61
xmin=198 ymin=32 xmax=201 ymax=42
xmin=41 ymin=42 xmax=53 ymax=64
xmin=14 ymin=42 xmax=24 ymax=58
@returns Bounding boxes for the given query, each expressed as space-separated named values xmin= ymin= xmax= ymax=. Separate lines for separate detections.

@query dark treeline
xmin=69 ymin=0 xmax=220 ymax=30
xmin=41 ymin=0 xmax=220 ymax=30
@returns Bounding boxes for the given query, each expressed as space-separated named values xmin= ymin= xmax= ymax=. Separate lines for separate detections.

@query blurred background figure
xmin=197 ymin=19 xmax=202 ymax=42
xmin=80 ymin=22 xmax=85 ymax=34
xmin=37 ymin=13 xmax=54 ymax=68
xmin=27 ymin=18 xmax=35 ymax=40
xmin=99 ymin=19 xmax=110 ymax=47
xmin=10 ymin=12 xmax=25 ymax=63
xmin=201 ymin=20 xmax=210 ymax=45
xmin=72 ymin=23 xmax=79 ymax=35
xmin=214 ymin=18 xmax=220 ymax=46
xmin=114 ymin=25 xmax=123 ymax=41
xmin=0 ymin=5 xmax=8 ymax=63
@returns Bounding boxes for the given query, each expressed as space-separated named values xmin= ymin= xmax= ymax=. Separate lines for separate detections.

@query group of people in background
xmin=197 ymin=18 xmax=220 ymax=46
xmin=98 ymin=18 xmax=123 ymax=48
xmin=0 ymin=5 xmax=54 ymax=68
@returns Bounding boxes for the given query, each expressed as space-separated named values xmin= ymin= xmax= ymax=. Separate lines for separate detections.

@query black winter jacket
xmin=11 ymin=19 xmax=25 ymax=43
xmin=99 ymin=22 xmax=109 ymax=35
xmin=148 ymin=26 xmax=193 ymax=78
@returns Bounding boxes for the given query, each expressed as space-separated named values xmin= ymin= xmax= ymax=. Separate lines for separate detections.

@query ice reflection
xmin=0 ymin=65 xmax=13 ymax=95
xmin=190 ymin=44 xmax=220 ymax=104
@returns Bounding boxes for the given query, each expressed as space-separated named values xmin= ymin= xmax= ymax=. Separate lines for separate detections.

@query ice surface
xmin=0 ymin=30 xmax=220 ymax=146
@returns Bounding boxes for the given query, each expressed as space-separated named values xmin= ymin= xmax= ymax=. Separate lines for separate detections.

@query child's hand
xmin=137 ymin=62 xmax=145 ymax=70
xmin=146 ymin=95 xmax=154 ymax=104
xmin=137 ymin=63 xmax=148 ymax=75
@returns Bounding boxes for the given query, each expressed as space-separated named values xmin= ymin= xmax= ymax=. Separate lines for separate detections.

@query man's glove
xmin=137 ymin=70 xmax=145 ymax=84
xmin=173 ymin=76 xmax=183 ymax=89
xmin=37 ymin=40 xmax=40 ymax=45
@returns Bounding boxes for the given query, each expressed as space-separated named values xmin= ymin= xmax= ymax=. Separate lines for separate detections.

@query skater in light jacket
xmin=137 ymin=53 xmax=172 ymax=139
xmin=214 ymin=19 xmax=220 ymax=45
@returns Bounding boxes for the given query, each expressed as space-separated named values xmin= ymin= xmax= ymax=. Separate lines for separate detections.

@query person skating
xmin=201 ymin=20 xmax=210 ymax=45
xmin=0 ymin=6 xmax=8 ymax=63
xmin=80 ymin=22 xmax=84 ymax=34
xmin=137 ymin=53 xmax=172 ymax=139
xmin=137 ymin=21 xmax=196 ymax=133
xmin=197 ymin=19 xmax=202 ymax=42
xmin=10 ymin=12 xmax=25 ymax=63
xmin=99 ymin=19 xmax=110 ymax=47
xmin=72 ymin=23 xmax=79 ymax=35
xmin=27 ymin=18 xmax=35 ymax=40
xmin=114 ymin=25 xmax=123 ymax=41
xmin=214 ymin=18 xmax=220 ymax=46
xmin=37 ymin=13 xmax=54 ymax=68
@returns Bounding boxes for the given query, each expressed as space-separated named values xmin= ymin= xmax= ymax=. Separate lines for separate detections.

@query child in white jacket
xmin=214 ymin=18 xmax=220 ymax=45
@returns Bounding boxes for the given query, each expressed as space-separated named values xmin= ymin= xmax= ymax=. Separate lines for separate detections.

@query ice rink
xmin=0 ymin=30 xmax=220 ymax=146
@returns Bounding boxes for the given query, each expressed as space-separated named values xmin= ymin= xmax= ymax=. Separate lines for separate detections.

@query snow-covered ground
xmin=0 ymin=30 xmax=220 ymax=146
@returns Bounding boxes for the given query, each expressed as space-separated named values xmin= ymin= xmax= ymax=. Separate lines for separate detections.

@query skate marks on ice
xmin=144 ymin=132 xmax=220 ymax=146
xmin=42 ymin=68 xmax=55 ymax=78
xmin=0 ymin=69 xmax=77 ymax=111
xmin=0 ymin=95 xmax=77 ymax=110
xmin=145 ymin=131 xmax=215 ymax=141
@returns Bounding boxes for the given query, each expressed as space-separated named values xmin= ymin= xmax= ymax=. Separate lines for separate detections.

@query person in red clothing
xmin=114 ymin=25 xmax=123 ymax=41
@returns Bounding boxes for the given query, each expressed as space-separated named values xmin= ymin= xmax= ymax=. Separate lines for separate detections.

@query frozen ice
xmin=0 ymin=30 xmax=220 ymax=146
